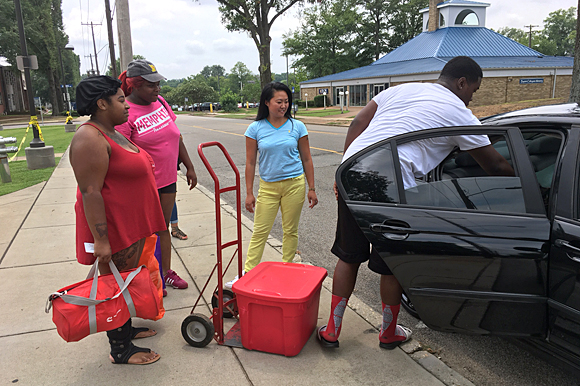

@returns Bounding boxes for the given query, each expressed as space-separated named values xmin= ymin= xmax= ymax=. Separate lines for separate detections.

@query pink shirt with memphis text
xmin=117 ymin=96 xmax=180 ymax=189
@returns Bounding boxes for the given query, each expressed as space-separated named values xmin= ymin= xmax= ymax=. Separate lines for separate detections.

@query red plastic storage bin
xmin=232 ymin=262 xmax=327 ymax=356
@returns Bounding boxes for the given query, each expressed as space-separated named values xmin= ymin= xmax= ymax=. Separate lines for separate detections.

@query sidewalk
xmin=0 ymin=151 xmax=471 ymax=386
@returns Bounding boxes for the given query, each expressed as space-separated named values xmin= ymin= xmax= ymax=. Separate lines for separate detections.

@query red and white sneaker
xmin=165 ymin=269 xmax=188 ymax=289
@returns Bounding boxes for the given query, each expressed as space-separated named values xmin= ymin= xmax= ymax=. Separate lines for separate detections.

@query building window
xmin=370 ymin=83 xmax=389 ymax=100
xmin=440 ymin=13 xmax=445 ymax=27
xmin=349 ymin=84 xmax=367 ymax=106
xmin=455 ymin=9 xmax=479 ymax=26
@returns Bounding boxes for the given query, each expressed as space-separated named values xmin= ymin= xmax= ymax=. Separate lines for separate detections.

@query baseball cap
xmin=126 ymin=59 xmax=166 ymax=82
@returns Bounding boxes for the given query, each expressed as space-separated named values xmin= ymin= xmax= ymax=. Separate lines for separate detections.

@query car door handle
xmin=370 ymin=224 xmax=419 ymax=234
xmin=555 ymin=239 xmax=580 ymax=263
xmin=370 ymin=223 xmax=420 ymax=241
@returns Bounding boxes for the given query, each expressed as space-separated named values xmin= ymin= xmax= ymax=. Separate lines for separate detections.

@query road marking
xmin=311 ymin=146 xmax=343 ymax=155
xmin=185 ymin=125 xmax=245 ymax=137
xmin=184 ymin=124 xmax=343 ymax=155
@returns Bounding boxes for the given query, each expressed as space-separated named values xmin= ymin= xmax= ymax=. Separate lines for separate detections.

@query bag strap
xmin=46 ymin=261 xmax=141 ymax=334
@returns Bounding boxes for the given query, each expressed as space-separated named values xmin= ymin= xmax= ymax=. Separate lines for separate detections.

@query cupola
xmin=421 ymin=0 xmax=490 ymax=32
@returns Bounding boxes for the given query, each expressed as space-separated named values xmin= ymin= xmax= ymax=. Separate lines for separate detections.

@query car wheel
xmin=401 ymin=290 xmax=420 ymax=319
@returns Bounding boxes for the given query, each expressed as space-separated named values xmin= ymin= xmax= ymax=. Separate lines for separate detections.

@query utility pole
xmin=524 ymin=24 xmax=539 ymax=48
xmin=85 ymin=54 xmax=96 ymax=76
xmin=12 ymin=0 xmax=43 ymax=148
xmin=286 ymin=54 xmax=289 ymax=85
xmin=105 ymin=0 xmax=117 ymax=79
xmin=116 ymin=0 xmax=134 ymax=72
xmin=82 ymin=22 xmax=102 ymax=75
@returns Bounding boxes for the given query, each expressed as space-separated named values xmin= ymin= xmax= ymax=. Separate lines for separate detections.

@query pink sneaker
xmin=165 ymin=269 xmax=188 ymax=289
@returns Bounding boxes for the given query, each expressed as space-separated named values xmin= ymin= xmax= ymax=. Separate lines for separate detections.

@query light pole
xmin=339 ymin=91 xmax=344 ymax=114
xmin=323 ymin=91 xmax=327 ymax=110
xmin=345 ymin=90 xmax=350 ymax=111
xmin=57 ymin=44 xmax=75 ymax=121
xmin=305 ymin=93 xmax=308 ymax=110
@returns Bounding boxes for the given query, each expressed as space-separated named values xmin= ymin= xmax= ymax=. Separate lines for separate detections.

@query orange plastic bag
xmin=139 ymin=235 xmax=165 ymax=321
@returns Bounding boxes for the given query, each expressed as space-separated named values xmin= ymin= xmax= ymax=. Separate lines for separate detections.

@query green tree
xmin=164 ymin=76 xmax=218 ymax=105
xmin=385 ymin=0 xmax=428 ymax=51
xmin=0 ymin=0 xmax=80 ymax=115
xmin=220 ymin=90 xmax=239 ymax=112
xmin=215 ymin=0 xmax=315 ymax=89
xmin=200 ymin=65 xmax=226 ymax=95
xmin=283 ymin=0 xmax=363 ymax=79
xmin=359 ymin=0 xmax=390 ymax=62
xmin=496 ymin=7 xmax=576 ymax=56
xmin=543 ymin=7 xmax=576 ymax=56
xmin=240 ymin=78 xmax=261 ymax=102
xmin=229 ymin=61 xmax=253 ymax=93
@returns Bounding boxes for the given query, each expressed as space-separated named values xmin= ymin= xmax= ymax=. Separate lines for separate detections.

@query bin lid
xmin=232 ymin=262 xmax=327 ymax=303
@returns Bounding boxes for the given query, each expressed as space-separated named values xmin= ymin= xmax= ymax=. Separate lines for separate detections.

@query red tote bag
xmin=45 ymin=260 xmax=159 ymax=342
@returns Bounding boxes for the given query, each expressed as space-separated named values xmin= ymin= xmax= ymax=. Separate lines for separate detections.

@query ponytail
xmin=118 ymin=70 xmax=144 ymax=96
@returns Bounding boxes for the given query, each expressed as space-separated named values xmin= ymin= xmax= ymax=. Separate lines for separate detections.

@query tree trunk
xmin=258 ymin=40 xmax=272 ymax=90
xmin=48 ymin=67 xmax=61 ymax=116
xmin=569 ymin=1 xmax=580 ymax=103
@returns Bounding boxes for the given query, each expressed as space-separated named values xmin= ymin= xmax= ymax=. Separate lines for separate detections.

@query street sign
xmin=60 ymin=84 xmax=73 ymax=88
xmin=185 ymin=97 xmax=189 ymax=102
xmin=292 ymin=87 xmax=295 ymax=93
xmin=16 ymin=55 xmax=38 ymax=70
xmin=520 ymin=78 xmax=544 ymax=84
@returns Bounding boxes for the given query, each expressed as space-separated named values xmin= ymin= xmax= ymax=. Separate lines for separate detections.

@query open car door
xmin=336 ymin=126 xmax=550 ymax=336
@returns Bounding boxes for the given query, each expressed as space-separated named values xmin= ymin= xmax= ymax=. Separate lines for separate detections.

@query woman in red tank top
xmin=70 ymin=76 xmax=165 ymax=366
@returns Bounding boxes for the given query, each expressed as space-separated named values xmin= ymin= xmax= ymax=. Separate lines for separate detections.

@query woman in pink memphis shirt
xmin=117 ymin=59 xmax=197 ymax=295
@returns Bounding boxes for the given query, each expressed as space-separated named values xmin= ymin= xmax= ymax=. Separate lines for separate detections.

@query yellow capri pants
xmin=244 ymin=174 xmax=306 ymax=272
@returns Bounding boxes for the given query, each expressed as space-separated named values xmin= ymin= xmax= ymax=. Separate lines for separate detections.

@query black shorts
xmin=158 ymin=182 xmax=177 ymax=195
xmin=331 ymin=194 xmax=393 ymax=276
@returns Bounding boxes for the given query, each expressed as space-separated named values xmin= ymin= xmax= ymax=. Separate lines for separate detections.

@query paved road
xmin=176 ymin=115 xmax=578 ymax=386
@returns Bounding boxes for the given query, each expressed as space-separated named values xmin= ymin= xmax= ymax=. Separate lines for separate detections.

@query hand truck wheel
xmin=181 ymin=313 xmax=214 ymax=347
xmin=212 ymin=289 xmax=237 ymax=318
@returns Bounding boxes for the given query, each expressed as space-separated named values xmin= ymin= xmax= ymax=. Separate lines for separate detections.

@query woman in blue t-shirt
xmin=226 ymin=82 xmax=318 ymax=287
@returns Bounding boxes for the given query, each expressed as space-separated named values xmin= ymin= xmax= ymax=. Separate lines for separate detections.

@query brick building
xmin=299 ymin=0 xmax=573 ymax=108
xmin=0 ymin=57 xmax=27 ymax=114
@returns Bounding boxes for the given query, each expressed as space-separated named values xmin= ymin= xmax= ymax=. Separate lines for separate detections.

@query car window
xmin=405 ymin=134 xmax=527 ymax=213
xmin=521 ymin=132 xmax=562 ymax=188
xmin=340 ymin=142 xmax=400 ymax=203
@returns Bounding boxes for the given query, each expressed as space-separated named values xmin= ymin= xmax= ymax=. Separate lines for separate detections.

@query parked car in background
xmin=200 ymin=102 xmax=212 ymax=111
xmin=336 ymin=103 xmax=580 ymax=372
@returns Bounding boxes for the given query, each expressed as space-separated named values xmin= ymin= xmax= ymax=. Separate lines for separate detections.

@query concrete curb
xmin=188 ymin=177 xmax=474 ymax=386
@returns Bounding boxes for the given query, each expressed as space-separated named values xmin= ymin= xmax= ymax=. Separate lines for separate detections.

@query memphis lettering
xmin=135 ymin=106 xmax=171 ymax=135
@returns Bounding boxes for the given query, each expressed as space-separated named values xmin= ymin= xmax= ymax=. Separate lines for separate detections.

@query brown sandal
xmin=171 ymin=227 xmax=188 ymax=240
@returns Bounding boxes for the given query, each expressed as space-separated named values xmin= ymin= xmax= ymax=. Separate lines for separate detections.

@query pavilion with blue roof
xmin=299 ymin=0 xmax=573 ymax=107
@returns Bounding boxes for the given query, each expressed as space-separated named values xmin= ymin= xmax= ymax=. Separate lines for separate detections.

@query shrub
xmin=313 ymin=95 xmax=328 ymax=107
xmin=220 ymin=91 xmax=239 ymax=112
xmin=295 ymin=100 xmax=306 ymax=108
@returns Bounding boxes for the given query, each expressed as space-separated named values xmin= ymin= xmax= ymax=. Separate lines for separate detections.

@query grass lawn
xmin=0 ymin=158 xmax=61 ymax=196
xmin=295 ymin=108 xmax=343 ymax=117
xmin=1 ymin=124 xmax=75 ymax=159
xmin=0 ymin=124 xmax=73 ymax=196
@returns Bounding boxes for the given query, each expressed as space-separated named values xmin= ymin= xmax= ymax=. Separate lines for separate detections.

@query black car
xmin=336 ymin=103 xmax=580 ymax=371
xmin=200 ymin=102 xmax=213 ymax=111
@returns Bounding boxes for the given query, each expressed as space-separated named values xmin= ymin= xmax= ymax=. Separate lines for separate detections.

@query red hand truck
xmin=181 ymin=141 xmax=244 ymax=348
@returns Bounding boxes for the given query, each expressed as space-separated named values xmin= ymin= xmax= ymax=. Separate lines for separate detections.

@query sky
xmin=60 ymin=0 xmax=578 ymax=80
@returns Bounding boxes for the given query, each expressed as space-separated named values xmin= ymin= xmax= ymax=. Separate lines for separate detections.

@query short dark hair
xmin=440 ymin=56 xmax=483 ymax=84
xmin=255 ymin=82 xmax=293 ymax=121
